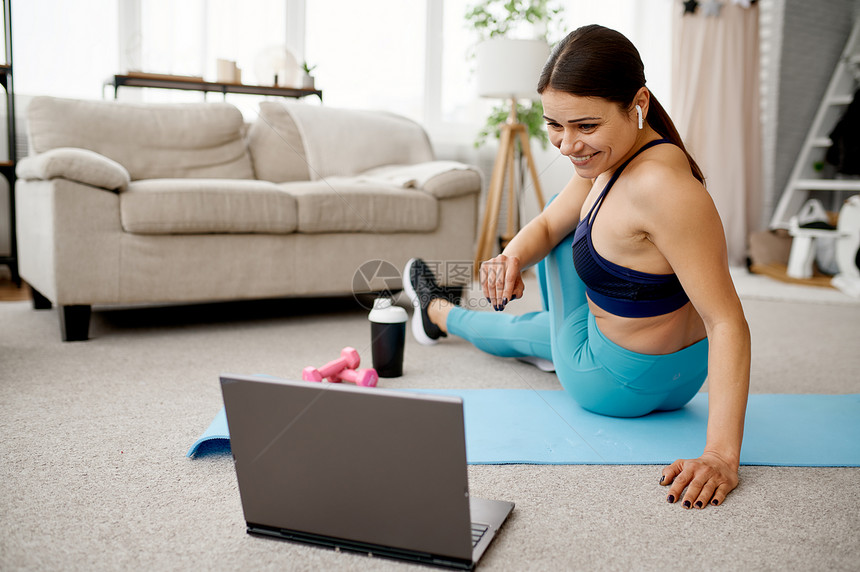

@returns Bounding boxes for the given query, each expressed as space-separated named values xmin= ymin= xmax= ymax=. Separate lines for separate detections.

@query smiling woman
xmin=402 ymin=24 xmax=751 ymax=511
xmin=538 ymin=25 xmax=703 ymax=185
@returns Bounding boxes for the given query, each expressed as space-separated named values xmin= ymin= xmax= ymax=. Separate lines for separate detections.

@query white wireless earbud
xmin=636 ymin=105 xmax=643 ymax=130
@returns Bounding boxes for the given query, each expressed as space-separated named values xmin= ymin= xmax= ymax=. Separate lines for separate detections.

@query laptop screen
xmin=221 ymin=375 xmax=474 ymax=560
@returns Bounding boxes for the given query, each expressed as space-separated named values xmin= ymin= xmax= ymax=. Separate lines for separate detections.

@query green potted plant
xmin=465 ymin=0 xmax=563 ymax=42
xmin=301 ymin=61 xmax=317 ymax=90
xmin=465 ymin=0 xmax=564 ymax=149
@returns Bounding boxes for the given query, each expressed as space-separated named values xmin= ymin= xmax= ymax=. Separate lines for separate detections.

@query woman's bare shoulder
xmin=630 ymin=145 xmax=709 ymax=207
xmin=631 ymin=164 xmax=725 ymax=256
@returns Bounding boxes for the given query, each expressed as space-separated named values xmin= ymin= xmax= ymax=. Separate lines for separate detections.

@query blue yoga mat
xmin=187 ymin=390 xmax=860 ymax=467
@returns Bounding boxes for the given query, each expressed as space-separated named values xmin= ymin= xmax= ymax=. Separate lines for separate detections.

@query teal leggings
xmin=446 ymin=230 xmax=709 ymax=418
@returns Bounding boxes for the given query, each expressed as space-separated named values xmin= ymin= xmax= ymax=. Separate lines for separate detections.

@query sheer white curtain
xmin=672 ymin=3 xmax=762 ymax=266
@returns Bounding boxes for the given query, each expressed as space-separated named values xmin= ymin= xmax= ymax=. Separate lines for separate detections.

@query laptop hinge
xmin=247 ymin=523 xmax=475 ymax=571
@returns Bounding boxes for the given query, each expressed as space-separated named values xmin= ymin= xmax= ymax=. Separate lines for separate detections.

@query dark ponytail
xmin=537 ymin=25 xmax=705 ymax=185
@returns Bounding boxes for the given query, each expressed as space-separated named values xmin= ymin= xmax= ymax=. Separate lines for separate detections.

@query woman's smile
xmin=570 ymin=151 xmax=599 ymax=165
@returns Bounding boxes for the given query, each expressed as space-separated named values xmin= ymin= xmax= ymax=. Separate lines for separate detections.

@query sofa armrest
xmin=16 ymin=147 xmax=131 ymax=191
xmin=358 ymin=161 xmax=482 ymax=199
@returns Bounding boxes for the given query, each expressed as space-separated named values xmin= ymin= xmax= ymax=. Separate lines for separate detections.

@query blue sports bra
xmin=572 ymin=138 xmax=690 ymax=318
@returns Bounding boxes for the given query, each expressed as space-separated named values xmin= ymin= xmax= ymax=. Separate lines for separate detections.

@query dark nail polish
xmin=667 ymin=495 xmax=674 ymax=503
xmin=503 ymin=298 xmax=508 ymax=305
xmin=683 ymin=500 xmax=691 ymax=509
xmin=659 ymin=475 xmax=665 ymax=484
xmin=487 ymin=297 xmax=492 ymax=304
xmin=711 ymin=499 xmax=719 ymax=506
xmin=695 ymin=501 xmax=703 ymax=508
xmin=511 ymin=294 xmax=517 ymax=300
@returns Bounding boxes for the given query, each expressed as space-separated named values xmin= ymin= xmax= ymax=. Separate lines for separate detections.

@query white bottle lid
xmin=368 ymin=297 xmax=408 ymax=323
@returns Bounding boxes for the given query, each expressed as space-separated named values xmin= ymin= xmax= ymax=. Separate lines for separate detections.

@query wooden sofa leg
xmin=30 ymin=287 xmax=53 ymax=310
xmin=59 ymin=305 xmax=91 ymax=342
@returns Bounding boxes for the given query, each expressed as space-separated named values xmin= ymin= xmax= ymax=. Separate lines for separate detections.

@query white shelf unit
xmin=770 ymin=18 xmax=860 ymax=229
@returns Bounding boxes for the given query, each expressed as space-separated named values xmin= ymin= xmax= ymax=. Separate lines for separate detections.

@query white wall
xmin=13 ymin=0 xmax=118 ymax=100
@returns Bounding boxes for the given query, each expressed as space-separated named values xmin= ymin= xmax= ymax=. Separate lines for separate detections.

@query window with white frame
xmin=139 ymin=0 xmax=205 ymax=81
xmin=136 ymin=0 xmax=286 ymax=108
xmin=14 ymin=0 xmax=118 ymax=100
xmin=138 ymin=0 xmax=287 ymax=82
xmin=304 ymin=0 xmax=427 ymax=121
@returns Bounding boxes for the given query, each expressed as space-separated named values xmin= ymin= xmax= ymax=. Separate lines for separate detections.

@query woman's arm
xmin=640 ymin=163 xmax=751 ymax=508
xmin=482 ymin=174 xmax=591 ymax=308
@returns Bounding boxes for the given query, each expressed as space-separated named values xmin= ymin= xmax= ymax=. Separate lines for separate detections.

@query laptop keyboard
xmin=471 ymin=523 xmax=490 ymax=547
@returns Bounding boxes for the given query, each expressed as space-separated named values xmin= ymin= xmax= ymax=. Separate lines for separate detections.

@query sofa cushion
xmin=27 ymin=96 xmax=255 ymax=181
xmin=120 ymin=179 xmax=297 ymax=234
xmin=263 ymin=101 xmax=434 ymax=181
xmin=281 ymin=178 xmax=438 ymax=233
xmin=246 ymin=102 xmax=311 ymax=183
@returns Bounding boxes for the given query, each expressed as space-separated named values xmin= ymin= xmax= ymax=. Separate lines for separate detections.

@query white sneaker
xmin=516 ymin=356 xmax=555 ymax=372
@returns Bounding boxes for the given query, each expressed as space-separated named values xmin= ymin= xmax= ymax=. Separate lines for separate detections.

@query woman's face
xmin=540 ymin=88 xmax=640 ymax=178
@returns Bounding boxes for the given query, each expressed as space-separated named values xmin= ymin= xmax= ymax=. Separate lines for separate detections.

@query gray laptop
xmin=220 ymin=374 xmax=514 ymax=570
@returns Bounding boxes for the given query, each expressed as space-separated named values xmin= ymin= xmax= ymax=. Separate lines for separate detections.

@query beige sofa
xmin=16 ymin=96 xmax=481 ymax=340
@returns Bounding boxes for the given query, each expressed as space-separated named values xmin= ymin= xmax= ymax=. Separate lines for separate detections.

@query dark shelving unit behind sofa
xmin=0 ymin=0 xmax=17 ymax=284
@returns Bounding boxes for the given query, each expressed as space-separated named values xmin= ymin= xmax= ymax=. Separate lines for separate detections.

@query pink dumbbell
xmin=332 ymin=367 xmax=379 ymax=388
xmin=302 ymin=347 xmax=361 ymax=382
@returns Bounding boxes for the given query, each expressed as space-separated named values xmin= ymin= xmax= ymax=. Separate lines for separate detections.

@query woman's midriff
xmin=589 ymin=298 xmax=707 ymax=356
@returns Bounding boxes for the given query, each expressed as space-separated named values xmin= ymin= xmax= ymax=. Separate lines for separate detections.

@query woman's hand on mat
xmin=480 ymin=254 xmax=525 ymax=311
xmin=660 ymin=451 xmax=739 ymax=508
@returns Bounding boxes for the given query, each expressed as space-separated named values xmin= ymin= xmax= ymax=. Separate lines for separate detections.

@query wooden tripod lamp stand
xmin=473 ymin=38 xmax=550 ymax=275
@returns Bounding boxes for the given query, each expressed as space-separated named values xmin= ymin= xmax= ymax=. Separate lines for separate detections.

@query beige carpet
xmin=1 ymin=274 xmax=859 ymax=571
